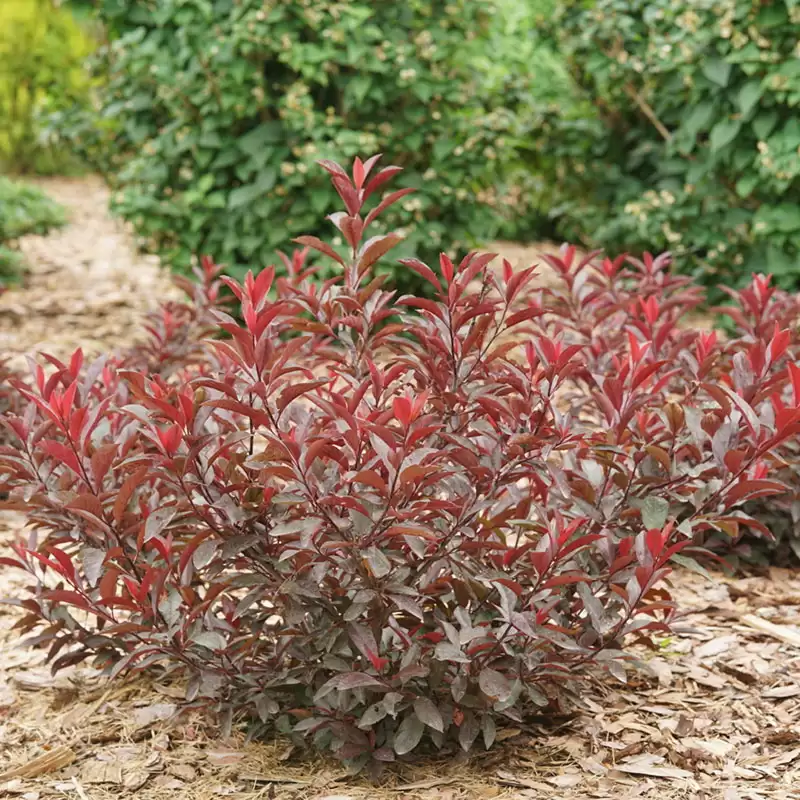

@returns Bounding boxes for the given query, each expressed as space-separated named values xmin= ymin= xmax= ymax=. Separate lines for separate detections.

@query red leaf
xmin=362 ymin=165 xmax=403 ymax=201
xmin=347 ymin=622 xmax=388 ymax=671
xmin=292 ymin=236 xmax=346 ymax=267
xmin=397 ymin=258 xmax=442 ymax=291
xmin=351 ymin=470 xmax=386 ymax=492
xmin=725 ymin=478 xmax=788 ymax=504
xmin=113 ymin=467 xmax=149 ymax=525
xmin=357 ymin=234 xmax=402 ymax=272
xmin=364 ymin=188 xmax=415 ymax=227
xmin=45 ymin=589 xmax=89 ymax=609
xmin=276 ymin=380 xmax=327 ymax=413
xmin=39 ymin=440 xmax=82 ymax=476
xmin=393 ymin=396 xmax=412 ymax=426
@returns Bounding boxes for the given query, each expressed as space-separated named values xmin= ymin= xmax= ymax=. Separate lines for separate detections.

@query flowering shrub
xmin=2 ymin=158 xmax=800 ymax=772
xmin=531 ymin=0 xmax=800 ymax=299
xmin=64 ymin=0 xmax=530 ymax=291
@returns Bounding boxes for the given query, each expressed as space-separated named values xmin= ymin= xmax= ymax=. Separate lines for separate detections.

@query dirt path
xmin=0 ymin=179 xmax=798 ymax=800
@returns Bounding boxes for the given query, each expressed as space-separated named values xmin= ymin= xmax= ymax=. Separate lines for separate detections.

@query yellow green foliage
xmin=0 ymin=0 xmax=94 ymax=173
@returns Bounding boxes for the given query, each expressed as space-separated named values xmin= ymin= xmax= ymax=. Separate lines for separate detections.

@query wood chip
xmin=763 ymin=684 xmax=800 ymax=698
xmin=238 ymin=774 xmax=309 ymax=785
xmin=695 ymin=635 xmax=737 ymax=659
xmin=122 ymin=770 xmax=150 ymax=791
xmin=0 ymin=747 xmax=76 ymax=781
xmin=616 ymin=762 xmax=694 ymax=780
xmin=495 ymin=770 xmax=554 ymax=791
xmin=742 ymin=614 xmax=800 ymax=647
xmin=207 ymin=750 xmax=245 ymax=767
xmin=169 ymin=763 xmax=198 ymax=782
xmin=681 ymin=737 xmax=733 ymax=758
xmin=81 ymin=760 xmax=123 ymax=785
xmin=133 ymin=702 xmax=176 ymax=727
xmin=389 ymin=777 xmax=459 ymax=791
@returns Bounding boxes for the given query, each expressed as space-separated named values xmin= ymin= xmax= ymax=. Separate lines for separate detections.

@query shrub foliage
xmin=533 ymin=0 xmax=800 ymax=295
xmin=0 ymin=0 xmax=94 ymax=175
xmin=0 ymin=177 xmax=67 ymax=283
xmin=2 ymin=159 xmax=800 ymax=770
xmin=72 ymin=0 xmax=521 ymax=288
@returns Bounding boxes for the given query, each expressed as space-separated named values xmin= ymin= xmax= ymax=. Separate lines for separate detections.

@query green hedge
xmin=0 ymin=0 xmax=95 ymax=175
xmin=68 ymin=0 xmax=535 ymax=288
xmin=531 ymin=0 xmax=800 ymax=296
xmin=0 ymin=177 xmax=66 ymax=282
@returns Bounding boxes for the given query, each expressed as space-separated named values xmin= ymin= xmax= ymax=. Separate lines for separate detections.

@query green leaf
xmin=702 ymin=58 xmax=732 ymax=87
xmin=144 ymin=506 xmax=176 ymax=541
xmin=670 ymin=554 xmax=712 ymax=580
xmin=756 ymin=204 xmax=800 ymax=233
xmin=357 ymin=702 xmax=387 ymax=729
xmin=192 ymin=630 xmax=227 ymax=650
xmin=192 ymin=539 xmax=217 ymax=569
xmin=482 ymin=715 xmax=497 ymax=749
xmin=199 ymin=130 xmax=222 ymax=148
xmin=682 ymin=102 xmax=715 ymax=137
xmin=752 ymin=111 xmax=779 ymax=139
xmin=709 ymin=119 xmax=742 ymax=152
xmin=736 ymin=174 xmax=759 ymax=198
xmin=315 ymin=671 xmax=385 ymax=700
xmin=228 ymin=168 xmax=276 ymax=210
xmin=394 ymin=713 xmax=425 ymax=755
xmin=364 ymin=546 xmax=391 ymax=578
xmin=158 ymin=588 xmax=183 ymax=626
xmin=641 ymin=496 xmax=669 ymax=530
xmin=434 ymin=641 xmax=469 ymax=663
xmin=737 ymin=80 xmax=763 ymax=116
xmin=237 ymin=122 xmax=283 ymax=159
xmin=80 ymin=547 xmax=105 ymax=588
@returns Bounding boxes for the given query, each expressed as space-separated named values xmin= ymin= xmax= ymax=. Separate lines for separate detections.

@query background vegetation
xmin=61 ymin=0 xmax=534 ymax=288
xmin=0 ymin=0 xmax=95 ymax=175
xmin=537 ymin=0 xmax=800 ymax=298
xmin=0 ymin=177 xmax=66 ymax=282
xmin=2 ymin=0 xmax=800 ymax=297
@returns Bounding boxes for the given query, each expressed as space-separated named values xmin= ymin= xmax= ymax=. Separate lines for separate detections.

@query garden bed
xmin=1 ymin=176 xmax=799 ymax=800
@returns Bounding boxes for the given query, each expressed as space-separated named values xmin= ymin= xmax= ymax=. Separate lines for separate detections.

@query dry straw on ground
xmin=0 ymin=178 xmax=797 ymax=800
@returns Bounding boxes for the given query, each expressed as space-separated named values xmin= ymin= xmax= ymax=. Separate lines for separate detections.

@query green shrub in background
xmin=533 ymin=0 xmax=800 ymax=297
xmin=68 ymin=0 xmax=530 ymax=287
xmin=0 ymin=0 xmax=95 ymax=175
xmin=473 ymin=0 xmax=580 ymax=243
xmin=0 ymin=178 xmax=66 ymax=282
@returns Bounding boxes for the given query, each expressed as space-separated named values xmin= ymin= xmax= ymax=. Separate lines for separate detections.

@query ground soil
xmin=1 ymin=178 xmax=798 ymax=800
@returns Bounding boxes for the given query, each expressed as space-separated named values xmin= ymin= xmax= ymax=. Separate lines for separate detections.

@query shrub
xmin=0 ymin=0 xmax=95 ymax=175
xmin=0 ymin=177 xmax=67 ymax=283
xmin=2 ymin=158 xmax=800 ymax=772
xmin=706 ymin=276 xmax=800 ymax=564
xmin=69 ymin=0 xmax=523 ymax=289
xmin=536 ymin=248 xmax=800 ymax=566
xmin=532 ymin=0 xmax=800 ymax=298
